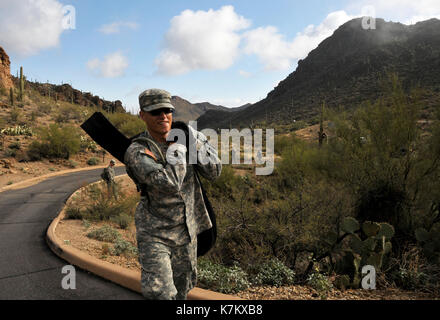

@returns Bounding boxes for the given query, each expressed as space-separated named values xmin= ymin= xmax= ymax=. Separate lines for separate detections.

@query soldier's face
xmin=140 ymin=109 xmax=173 ymax=135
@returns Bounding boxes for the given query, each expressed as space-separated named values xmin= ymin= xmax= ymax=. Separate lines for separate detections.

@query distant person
xmin=102 ymin=159 xmax=117 ymax=199
xmin=124 ymin=88 xmax=222 ymax=300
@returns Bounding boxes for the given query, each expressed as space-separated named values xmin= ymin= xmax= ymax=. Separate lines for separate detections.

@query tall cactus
xmin=318 ymin=102 xmax=325 ymax=147
xmin=19 ymin=66 xmax=24 ymax=102
xmin=9 ymin=88 xmax=14 ymax=106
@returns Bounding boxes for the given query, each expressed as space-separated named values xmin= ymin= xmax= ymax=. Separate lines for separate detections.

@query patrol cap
xmin=139 ymin=89 xmax=175 ymax=112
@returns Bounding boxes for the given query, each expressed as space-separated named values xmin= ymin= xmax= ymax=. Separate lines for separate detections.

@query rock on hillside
xmin=198 ymin=18 xmax=440 ymax=129
xmin=0 ymin=46 xmax=13 ymax=90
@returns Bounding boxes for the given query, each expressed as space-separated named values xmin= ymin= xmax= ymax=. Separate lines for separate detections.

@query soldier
xmin=124 ymin=89 xmax=222 ymax=300
xmin=102 ymin=159 xmax=117 ymax=199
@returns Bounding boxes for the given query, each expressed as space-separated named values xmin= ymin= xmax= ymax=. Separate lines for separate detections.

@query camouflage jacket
xmin=124 ymin=129 xmax=222 ymax=246
xmin=103 ymin=166 xmax=115 ymax=183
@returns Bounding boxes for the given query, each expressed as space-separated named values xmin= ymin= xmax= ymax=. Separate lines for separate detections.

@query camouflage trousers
xmin=106 ymin=181 xmax=118 ymax=199
xmin=136 ymin=232 xmax=197 ymax=300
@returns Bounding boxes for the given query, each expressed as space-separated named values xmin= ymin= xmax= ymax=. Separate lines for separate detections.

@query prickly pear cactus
xmin=341 ymin=217 xmax=360 ymax=234
xmin=329 ymin=217 xmax=395 ymax=288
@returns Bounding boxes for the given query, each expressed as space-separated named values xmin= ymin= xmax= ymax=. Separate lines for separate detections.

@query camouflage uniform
xmin=103 ymin=162 xmax=117 ymax=199
xmin=124 ymin=89 xmax=221 ymax=300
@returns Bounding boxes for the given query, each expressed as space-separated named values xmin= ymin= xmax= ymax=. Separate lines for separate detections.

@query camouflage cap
xmin=139 ymin=89 xmax=175 ymax=112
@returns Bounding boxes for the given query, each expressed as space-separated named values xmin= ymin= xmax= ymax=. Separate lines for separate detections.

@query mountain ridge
xmin=197 ymin=17 xmax=440 ymax=129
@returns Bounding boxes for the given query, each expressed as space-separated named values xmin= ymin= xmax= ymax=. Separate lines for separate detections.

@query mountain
xmin=197 ymin=18 xmax=440 ymax=129
xmin=170 ymin=96 xmax=251 ymax=123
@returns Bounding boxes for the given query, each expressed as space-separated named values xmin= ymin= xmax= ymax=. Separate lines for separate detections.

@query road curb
xmin=0 ymin=164 xmax=125 ymax=193
xmin=46 ymin=177 xmax=242 ymax=300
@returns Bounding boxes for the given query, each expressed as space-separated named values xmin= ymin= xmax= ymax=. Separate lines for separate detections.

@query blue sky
xmin=1 ymin=0 xmax=440 ymax=114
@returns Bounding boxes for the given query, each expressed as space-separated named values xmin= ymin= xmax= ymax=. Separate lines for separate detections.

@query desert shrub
xmin=87 ymin=225 xmax=120 ymax=242
xmin=81 ymin=182 xmax=138 ymax=222
xmin=37 ymin=104 xmax=52 ymax=114
xmin=322 ymin=75 xmax=440 ymax=239
xmin=80 ymin=136 xmax=97 ymax=152
xmin=28 ymin=124 xmax=81 ymax=159
xmin=4 ymin=148 xmax=16 ymax=158
xmin=389 ymin=246 xmax=431 ymax=291
xmin=197 ymin=258 xmax=251 ymax=294
xmin=110 ymin=238 xmax=138 ymax=257
xmin=68 ymin=160 xmax=78 ymax=168
xmin=306 ymin=265 xmax=333 ymax=298
xmin=54 ymin=105 xmax=82 ymax=123
xmin=9 ymin=107 xmax=21 ymax=124
xmin=251 ymin=258 xmax=295 ymax=287
xmin=65 ymin=206 xmax=83 ymax=220
xmin=8 ymin=142 xmax=21 ymax=150
xmin=106 ymin=112 xmax=145 ymax=137
xmin=111 ymin=213 xmax=132 ymax=229
xmin=87 ymin=157 xmax=100 ymax=165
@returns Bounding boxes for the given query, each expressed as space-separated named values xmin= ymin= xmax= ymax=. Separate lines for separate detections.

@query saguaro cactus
xmin=318 ymin=102 xmax=326 ymax=147
xmin=9 ymin=88 xmax=14 ymax=106
xmin=19 ymin=66 xmax=24 ymax=101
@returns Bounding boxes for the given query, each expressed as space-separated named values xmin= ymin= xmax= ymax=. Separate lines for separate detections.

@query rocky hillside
xmin=21 ymin=80 xmax=125 ymax=114
xmin=171 ymin=96 xmax=251 ymax=123
xmin=198 ymin=18 xmax=440 ymax=129
xmin=0 ymin=47 xmax=13 ymax=90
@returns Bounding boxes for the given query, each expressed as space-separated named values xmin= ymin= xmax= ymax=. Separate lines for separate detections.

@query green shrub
xmin=111 ymin=214 xmax=132 ymax=229
xmin=87 ymin=157 xmax=100 ymax=166
xmin=54 ymin=105 xmax=82 ymax=123
xmin=87 ymin=225 xmax=120 ymax=242
xmin=37 ymin=104 xmax=52 ymax=114
xmin=197 ymin=258 xmax=251 ymax=294
xmin=110 ymin=238 xmax=138 ymax=257
xmin=9 ymin=107 xmax=21 ymax=123
xmin=28 ymin=124 xmax=80 ymax=159
xmin=8 ymin=142 xmax=21 ymax=150
xmin=252 ymin=258 xmax=295 ymax=287
xmin=306 ymin=266 xmax=333 ymax=298
xmin=4 ymin=148 xmax=16 ymax=158
xmin=68 ymin=160 xmax=78 ymax=168
xmin=106 ymin=112 xmax=145 ymax=137
xmin=65 ymin=207 xmax=83 ymax=220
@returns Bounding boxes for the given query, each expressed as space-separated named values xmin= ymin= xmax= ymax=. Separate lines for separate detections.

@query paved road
xmin=0 ymin=167 xmax=143 ymax=300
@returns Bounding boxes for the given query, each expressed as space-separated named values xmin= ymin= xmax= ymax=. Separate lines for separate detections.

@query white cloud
xmin=239 ymin=70 xmax=252 ymax=78
xmin=243 ymin=11 xmax=355 ymax=71
xmin=87 ymin=52 xmax=129 ymax=78
xmin=0 ymin=0 xmax=66 ymax=56
xmin=155 ymin=3 xmax=440 ymax=76
xmin=155 ymin=5 xmax=251 ymax=75
xmin=98 ymin=21 xmax=139 ymax=34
